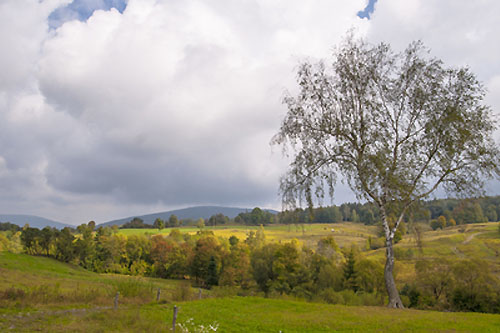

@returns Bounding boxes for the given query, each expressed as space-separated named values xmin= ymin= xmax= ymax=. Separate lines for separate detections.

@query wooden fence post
xmin=156 ymin=288 xmax=161 ymax=302
xmin=172 ymin=305 xmax=178 ymax=332
xmin=114 ymin=292 xmax=119 ymax=310
xmin=198 ymin=288 xmax=202 ymax=300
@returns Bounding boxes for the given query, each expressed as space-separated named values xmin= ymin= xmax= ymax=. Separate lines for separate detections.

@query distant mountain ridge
xmin=0 ymin=214 xmax=72 ymax=229
xmin=99 ymin=206 xmax=279 ymax=227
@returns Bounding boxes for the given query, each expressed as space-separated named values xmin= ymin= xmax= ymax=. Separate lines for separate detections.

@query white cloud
xmin=0 ymin=0 xmax=366 ymax=223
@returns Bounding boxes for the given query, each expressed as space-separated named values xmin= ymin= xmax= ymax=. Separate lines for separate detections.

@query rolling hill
xmin=99 ymin=205 xmax=279 ymax=227
xmin=0 ymin=214 xmax=72 ymax=229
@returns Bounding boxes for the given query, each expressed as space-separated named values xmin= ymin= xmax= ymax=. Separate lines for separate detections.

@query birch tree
xmin=272 ymin=34 xmax=499 ymax=308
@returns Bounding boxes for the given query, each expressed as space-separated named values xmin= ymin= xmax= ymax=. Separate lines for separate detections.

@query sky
xmin=0 ymin=0 xmax=499 ymax=225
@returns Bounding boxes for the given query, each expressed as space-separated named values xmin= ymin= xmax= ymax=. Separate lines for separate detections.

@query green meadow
xmin=1 ymin=252 xmax=500 ymax=332
xmin=118 ymin=222 xmax=381 ymax=249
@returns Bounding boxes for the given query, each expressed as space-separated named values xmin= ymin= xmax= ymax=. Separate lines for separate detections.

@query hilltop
xmin=0 ymin=214 xmax=71 ymax=229
xmin=99 ymin=205 xmax=279 ymax=227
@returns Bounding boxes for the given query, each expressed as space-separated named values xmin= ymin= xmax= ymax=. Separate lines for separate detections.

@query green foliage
xmin=430 ymin=220 xmax=442 ymax=230
xmin=430 ymin=216 xmax=447 ymax=231
xmin=206 ymin=256 xmax=219 ymax=288
xmin=485 ymin=205 xmax=498 ymax=222
xmin=342 ymin=250 xmax=358 ymax=292
xmin=168 ymin=215 xmax=180 ymax=228
xmin=120 ymin=217 xmax=153 ymax=229
xmin=237 ymin=208 xmax=274 ymax=225
xmin=153 ymin=218 xmax=165 ymax=230
xmin=191 ymin=236 xmax=224 ymax=287
xmin=0 ymin=222 xmax=21 ymax=232
xmin=393 ymin=230 xmax=402 ymax=243
xmin=410 ymin=259 xmax=500 ymax=312
xmin=207 ymin=213 xmax=229 ymax=226
xmin=356 ymin=259 xmax=385 ymax=294
xmin=228 ymin=235 xmax=239 ymax=246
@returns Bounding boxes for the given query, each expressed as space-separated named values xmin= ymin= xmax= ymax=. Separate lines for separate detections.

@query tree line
xmin=116 ymin=196 xmax=500 ymax=232
xmin=277 ymin=196 xmax=500 ymax=226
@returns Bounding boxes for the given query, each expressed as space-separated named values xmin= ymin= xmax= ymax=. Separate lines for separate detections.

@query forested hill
xmin=0 ymin=214 xmax=71 ymax=229
xmin=99 ymin=206 xmax=279 ymax=227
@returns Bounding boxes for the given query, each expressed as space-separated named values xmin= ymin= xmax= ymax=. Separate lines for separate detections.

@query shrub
xmin=320 ymin=288 xmax=343 ymax=304
xmin=394 ymin=248 xmax=414 ymax=260
xmin=172 ymin=281 xmax=194 ymax=301
xmin=1 ymin=287 xmax=26 ymax=300
xmin=369 ymin=237 xmax=385 ymax=250
xmin=430 ymin=220 xmax=443 ymax=230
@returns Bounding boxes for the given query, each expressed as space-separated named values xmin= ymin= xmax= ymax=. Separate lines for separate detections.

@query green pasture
xmin=3 ymin=294 xmax=500 ymax=332
xmin=118 ymin=222 xmax=380 ymax=248
xmin=0 ymin=252 xmax=193 ymax=315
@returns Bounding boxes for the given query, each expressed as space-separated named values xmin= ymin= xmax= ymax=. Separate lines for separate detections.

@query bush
xmin=320 ymin=288 xmax=344 ymax=304
xmin=320 ymin=288 xmax=382 ymax=306
xmin=112 ymin=277 xmax=156 ymax=298
xmin=400 ymin=284 xmax=420 ymax=308
xmin=430 ymin=220 xmax=443 ymax=230
xmin=394 ymin=248 xmax=414 ymax=260
xmin=1 ymin=287 xmax=26 ymax=300
xmin=172 ymin=281 xmax=194 ymax=301
xmin=368 ymin=237 xmax=385 ymax=250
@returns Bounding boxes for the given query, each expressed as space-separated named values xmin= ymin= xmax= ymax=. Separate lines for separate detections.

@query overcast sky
xmin=1 ymin=0 xmax=499 ymax=225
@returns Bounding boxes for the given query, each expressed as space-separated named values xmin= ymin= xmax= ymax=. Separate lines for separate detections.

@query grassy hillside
xmin=119 ymin=222 xmax=499 ymax=258
xmin=119 ymin=221 xmax=500 ymax=285
xmin=118 ymin=222 xmax=380 ymax=248
xmin=0 ymin=252 xmax=192 ymax=314
xmin=1 ymin=253 xmax=500 ymax=332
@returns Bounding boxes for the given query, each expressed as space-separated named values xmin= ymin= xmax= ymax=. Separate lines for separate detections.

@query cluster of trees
xmin=234 ymin=208 xmax=275 ymax=226
xmin=0 ymin=222 xmax=22 ymax=253
xmin=401 ymin=259 xmax=500 ymax=313
xmin=277 ymin=197 xmax=500 ymax=227
xmin=120 ymin=215 xmax=181 ymax=229
xmin=277 ymin=203 xmax=378 ymax=225
xmin=0 ymin=222 xmax=21 ymax=232
xmin=422 ymin=197 xmax=500 ymax=225
xmin=14 ymin=222 xmax=500 ymax=313
xmin=15 ymin=222 xmax=386 ymax=300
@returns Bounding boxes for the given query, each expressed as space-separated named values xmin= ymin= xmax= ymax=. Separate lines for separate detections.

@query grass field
xmin=3 ymin=284 xmax=500 ymax=331
xmin=1 ymin=222 xmax=499 ymax=331
xmin=118 ymin=223 xmax=381 ymax=249
xmin=0 ymin=252 xmax=196 ymax=314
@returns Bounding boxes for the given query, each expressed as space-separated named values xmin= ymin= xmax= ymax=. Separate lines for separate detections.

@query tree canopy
xmin=273 ymin=34 xmax=499 ymax=307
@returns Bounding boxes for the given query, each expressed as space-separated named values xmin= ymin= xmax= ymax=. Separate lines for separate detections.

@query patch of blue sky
xmin=48 ymin=0 xmax=128 ymax=29
xmin=357 ymin=0 xmax=377 ymax=19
